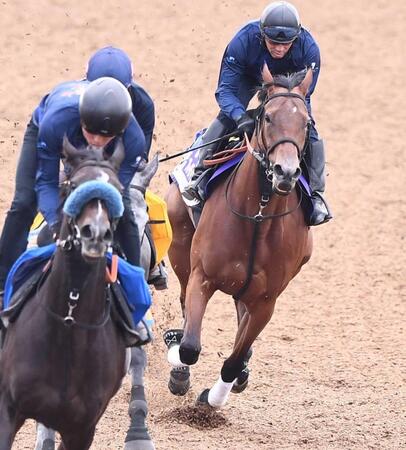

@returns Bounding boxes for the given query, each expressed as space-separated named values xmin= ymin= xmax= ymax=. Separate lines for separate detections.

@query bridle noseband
xmin=57 ymin=160 xmax=121 ymax=250
xmin=254 ymin=91 xmax=310 ymax=177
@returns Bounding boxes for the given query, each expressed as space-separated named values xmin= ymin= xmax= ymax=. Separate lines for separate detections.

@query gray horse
xmin=34 ymin=155 xmax=159 ymax=450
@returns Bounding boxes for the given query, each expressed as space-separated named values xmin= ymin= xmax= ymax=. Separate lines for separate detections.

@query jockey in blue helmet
xmin=86 ymin=46 xmax=167 ymax=289
xmin=86 ymin=46 xmax=155 ymax=157
xmin=35 ymin=76 xmax=145 ymax=264
xmin=183 ymin=1 xmax=332 ymax=226
xmin=0 ymin=48 xmax=160 ymax=302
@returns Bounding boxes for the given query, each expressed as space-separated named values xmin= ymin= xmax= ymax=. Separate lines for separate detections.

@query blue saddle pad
xmin=171 ymin=148 xmax=312 ymax=198
xmin=207 ymin=152 xmax=312 ymax=196
xmin=3 ymin=244 xmax=151 ymax=326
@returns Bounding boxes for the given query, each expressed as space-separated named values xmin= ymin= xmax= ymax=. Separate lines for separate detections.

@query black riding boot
xmin=182 ymin=118 xmax=230 ymax=203
xmin=304 ymin=139 xmax=333 ymax=226
xmin=116 ymin=194 xmax=141 ymax=266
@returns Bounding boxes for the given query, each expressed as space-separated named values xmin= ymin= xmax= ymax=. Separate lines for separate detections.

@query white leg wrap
xmin=167 ymin=344 xmax=188 ymax=368
xmin=125 ymin=347 xmax=132 ymax=374
xmin=207 ymin=376 xmax=236 ymax=408
xmin=35 ymin=423 xmax=55 ymax=449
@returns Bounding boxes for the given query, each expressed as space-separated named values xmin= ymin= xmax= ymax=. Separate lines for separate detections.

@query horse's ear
xmin=141 ymin=153 xmax=159 ymax=186
xmin=298 ymin=69 xmax=313 ymax=97
xmin=62 ymin=135 xmax=78 ymax=162
xmin=108 ymin=138 xmax=125 ymax=171
xmin=262 ymin=63 xmax=274 ymax=86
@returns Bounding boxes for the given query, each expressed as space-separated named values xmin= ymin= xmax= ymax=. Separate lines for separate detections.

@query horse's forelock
xmin=258 ymin=70 xmax=308 ymax=103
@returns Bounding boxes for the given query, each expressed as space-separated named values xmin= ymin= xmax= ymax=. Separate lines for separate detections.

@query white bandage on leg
xmin=207 ymin=376 xmax=236 ymax=408
xmin=167 ymin=344 xmax=188 ymax=368
xmin=125 ymin=348 xmax=132 ymax=374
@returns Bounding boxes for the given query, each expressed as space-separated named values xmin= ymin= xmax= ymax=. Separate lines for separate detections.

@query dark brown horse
xmin=165 ymin=67 xmax=314 ymax=408
xmin=0 ymin=139 xmax=130 ymax=449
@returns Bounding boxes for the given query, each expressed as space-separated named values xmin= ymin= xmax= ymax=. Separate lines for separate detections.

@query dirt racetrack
xmin=1 ymin=0 xmax=405 ymax=449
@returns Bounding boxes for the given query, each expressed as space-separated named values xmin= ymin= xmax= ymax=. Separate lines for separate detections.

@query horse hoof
xmin=124 ymin=440 xmax=156 ymax=450
xmin=179 ymin=343 xmax=200 ymax=365
xmin=195 ymin=388 xmax=211 ymax=407
xmin=125 ymin=428 xmax=155 ymax=450
xmin=231 ymin=367 xmax=249 ymax=394
xmin=168 ymin=366 xmax=190 ymax=396
xmin=36 ymin=439 xmax=55 ymax=450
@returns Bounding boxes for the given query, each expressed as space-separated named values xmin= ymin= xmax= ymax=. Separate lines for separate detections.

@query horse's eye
xmin=264 ymin=114 xmax=272 ymax=124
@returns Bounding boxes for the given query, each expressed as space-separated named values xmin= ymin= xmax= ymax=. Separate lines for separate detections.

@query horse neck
xmin=130 ymin=191 xmax=148 ymax=239
xmin=45 ymin=247 xmax=107 ymax=321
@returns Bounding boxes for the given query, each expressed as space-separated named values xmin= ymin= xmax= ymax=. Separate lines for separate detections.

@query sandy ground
xmin=1 ymin=0 xmax=405 ymax=449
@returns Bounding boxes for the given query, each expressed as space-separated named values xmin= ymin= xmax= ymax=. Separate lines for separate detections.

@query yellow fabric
xmin=31 ymin=213 xmax=45 ymax=231
xmin=30 ymin=190 xmax=172 ymax=264
xmin=145 ymin=189 xmax=172 ymax=264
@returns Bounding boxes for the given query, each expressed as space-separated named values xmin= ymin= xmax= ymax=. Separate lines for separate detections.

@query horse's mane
xmin=258 ymin=70 xmax=307 ymax=104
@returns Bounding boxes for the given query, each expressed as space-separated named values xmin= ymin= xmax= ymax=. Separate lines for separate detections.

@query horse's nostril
xmin=294 ymin=167 xmax=301 ymax=179
xmin=104 ymin=229 xmax=113 ymax=242
xmin=81 ymin=224 xmax=93 ymax=239
xmin=274 ymin=164 xmax=284 ymax=177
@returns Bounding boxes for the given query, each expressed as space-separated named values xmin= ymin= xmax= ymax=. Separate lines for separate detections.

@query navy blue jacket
xmin=128 ymin=81 xmax=155 ymax=154
xmin=33 ymin=80 xmax=146 ymax=226
xmin=215 ymin=20 xmax=320 ymax=122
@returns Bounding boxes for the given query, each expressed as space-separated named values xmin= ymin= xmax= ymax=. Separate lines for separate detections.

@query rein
xmin=39 ymin=243 xmax=113 ymax=330
xmin=158 ymin=130 xmax=240 ymax=162
xmin=225 ymin=90 xmax=309 ymax=223
xmin=43 ymin=159 xmax=122 ymax=329
xmin=229 ymin=90 xmax=308 ymax=300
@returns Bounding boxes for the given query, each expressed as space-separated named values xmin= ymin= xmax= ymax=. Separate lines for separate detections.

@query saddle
xmin=171 ymin=136 xmax=314 ymax=227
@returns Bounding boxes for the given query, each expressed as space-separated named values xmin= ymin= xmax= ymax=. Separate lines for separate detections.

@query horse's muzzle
xmin=80 ymin=223 xmax=113 ymax=260
xmin=272 ymin=164 xmax=301 ymax=195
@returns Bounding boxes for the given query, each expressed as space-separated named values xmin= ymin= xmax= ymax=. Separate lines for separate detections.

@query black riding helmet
xmin=260 ymin=1 xmax=301 ymax=44
xmin=79 ymin=77 xmax=132 ymax=137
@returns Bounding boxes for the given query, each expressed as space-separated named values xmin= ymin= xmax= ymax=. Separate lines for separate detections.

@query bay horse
xmin=0 ymin=138 xmax=138 ymax=449
xmin=165 ymin=67 xmax=314 ymax=408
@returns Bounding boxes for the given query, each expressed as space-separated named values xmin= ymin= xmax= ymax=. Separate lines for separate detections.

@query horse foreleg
xmin=166 ymin=185 xmax=194 ymax=317
xmin=35 ymin=423 xmax=56 ymax=450
xmin=197 ymin=300 xmax=276 ymax=408
xmin=58 ymin=427 xmax=95 ymax=450
xmin=0 ymin=396 xmax=23 ymax=450
xmin=232 ymin=300 xmax=253 ymax=393
xmin=179 ymin=268 xmax=215 ymax=366
xmin=124 ymin=346 xmax=155 ymax=450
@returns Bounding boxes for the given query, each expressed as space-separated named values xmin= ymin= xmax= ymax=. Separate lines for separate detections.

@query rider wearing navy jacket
xmin=34 ymin=78 xmax=146 ymax=228
xmin=183 ymin=1 xmax=332 ymax=226
xmin=0 ymin=48 xmax=157 ymax=299
xmin=35 ymin=77 xmax=145 ymax=269
xmin=86 ymin=46 xmax=168 ymax=289
xmin=86 ymin=46 xmax=155 ymax=154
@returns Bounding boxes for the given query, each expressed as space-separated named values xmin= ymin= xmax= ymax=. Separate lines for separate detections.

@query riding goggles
xmin=262 ymin=26 xmax=300 ymax=44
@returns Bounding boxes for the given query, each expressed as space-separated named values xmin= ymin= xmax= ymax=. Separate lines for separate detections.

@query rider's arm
xmin=119 ymin=116 xmax=147 ymax=188
xmin=35 ymin=117 xmax=62 ymax=227
xmin=129 ymin=83 xmax=155 ymax=156
xmin=300 ymin=32 xmax=321 ymax=116
xmin=215 ymin=31 xmax=251 ymax=122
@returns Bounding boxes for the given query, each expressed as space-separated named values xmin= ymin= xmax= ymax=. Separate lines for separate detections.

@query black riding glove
xmin=236 ymin=113 xmax=255 ymax=136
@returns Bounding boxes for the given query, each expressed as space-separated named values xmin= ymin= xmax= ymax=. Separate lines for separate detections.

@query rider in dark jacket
xmin=0 ymin=48 xmax=159 ymax=298
xmin=86 ymin=46 xmax=167 ymax=289
xmin=36 ymin=77 xmax=145 ymax=272
xmin=183 ymin=1 xmax=332 ymax=226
